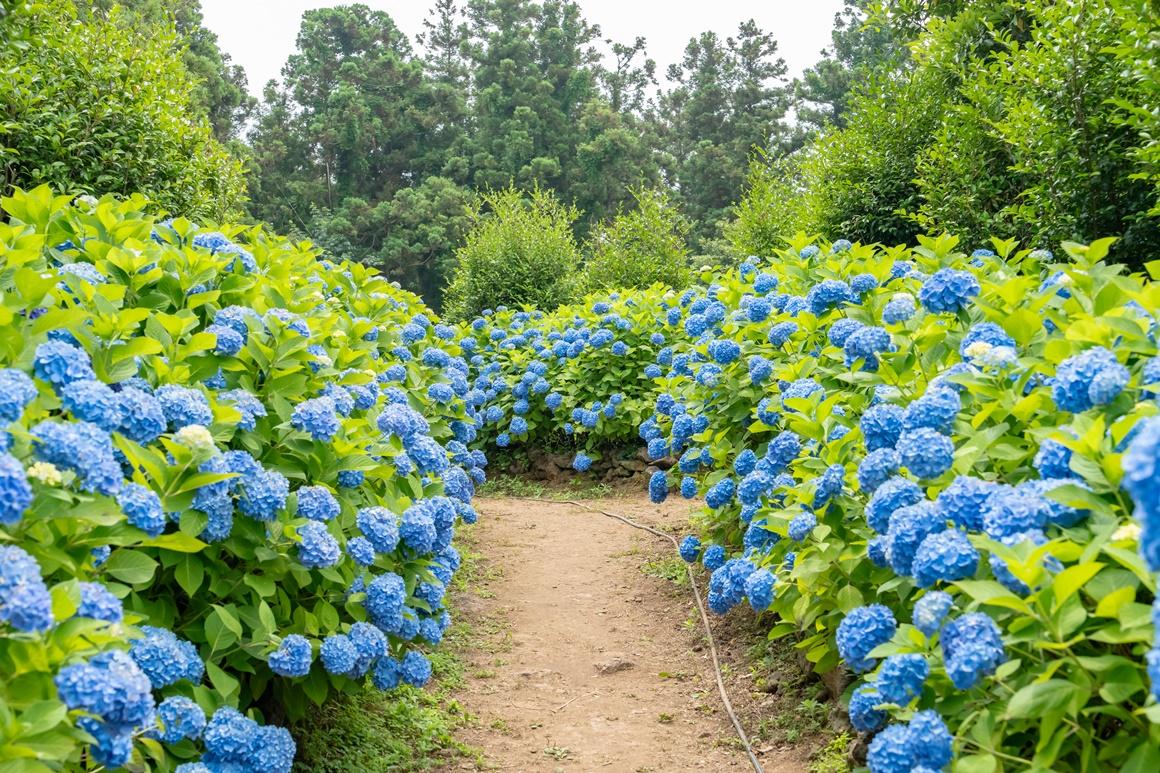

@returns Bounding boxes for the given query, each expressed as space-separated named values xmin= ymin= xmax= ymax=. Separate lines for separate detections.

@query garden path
xmin=438 ymin=495 xmax=810 ymax=773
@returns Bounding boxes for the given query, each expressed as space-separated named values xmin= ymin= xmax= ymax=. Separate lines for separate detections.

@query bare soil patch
xmin=437 ymin=494 xmax=818 ymax=772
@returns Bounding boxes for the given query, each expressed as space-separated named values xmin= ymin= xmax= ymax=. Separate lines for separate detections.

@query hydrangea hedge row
xmin=460 ymin=233 xmax=1160 ymax=771
xmin=0 ymin=186 xmax=487 ymax=772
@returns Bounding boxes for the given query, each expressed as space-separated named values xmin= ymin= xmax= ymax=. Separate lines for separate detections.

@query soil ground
xmin=436 ymin=494 xmax=818 ymax=773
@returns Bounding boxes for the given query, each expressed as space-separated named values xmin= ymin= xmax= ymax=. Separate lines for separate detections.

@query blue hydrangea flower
xmin=337 ymin=469 xmax=364 ymax=488
xmin=836 ymin=604 xmax=897 ymax=672
xmin=77 ymin=581 xmax=123 ymax=623
xmin=940 ymin=611 xmax=1006 ymax=689
xmin=807 ymin=279 xmax=854 ymax=315
xmin=357 ymin=506 xmax=400 ymax=553
xmin=115 ymin=387 xmax=167 ymax=445
xmin=702 ymin=544 xmax=726 ymax=571
xmin=828 ymin=318 xmax=863 ymax=348
xmin=154 ymin=695 xmax=206 ymax=743
xmin=60 ymin=379 xmax=122 ymax=431
xmin=767 ymin=321 xmax=798 ymax=347
xmin=934 ymin=476 xmax=996 ymax=531
xmin=0 ymin=545 xmax=54 ymax=631
xmin=320 ymin=634 xmax=359 ymax=676
xmin=886 ymin=502 xmax=946 ymax=576
xmin=55 ymin=648 xmax=155 ymax=728
xmin=898 ymin=428 xmax=954 ymax=480
xmin=848 ymin=685 xmax=887 ymax=733
xmin=291 ymin=396 xmax=340 ymax=441
xmin=33 ymin=420 xmax=122 ymax=496
xmin=572 ymin=452 xmax=592 ymax=472
xmin=237 ymin=468 xmax=289 ymax=521
xmin=208 ymin=323 xmax=244 ymax=356
xmin=154 ymin=385 xmax=213 ymax=431
xmin=844 ymin=326 xmax=894 ymax=371
xmin=648 ymin=470 xmax=668 ymax=503
xmin=882 ymin=293 xmax=916 ymax=324
xmin=704 ymin=477 xmax=736 ymax=509
xmin=400 ymin=502 xmax=437 ymax=553
xmin=707 ymin=557 xmax=756 ymax=614
xmin=918 ymin=268 xmax=980 ymax=313
xmin=347 ymin=536 xmax=377 ymax=566
xmin=219 ymin=389 xmax=267 ymax=431
xmin=401 ymin=650 xmax=432 ymax=687
xmin=1033 ymin=437 xmax=1076 ymax=480
xmin=866 ymin=477 xmax=924 ymax=534
xmin=1123 ymin=418 xmax=1160 ymax=569
xmin=364 ymin=573 xmax=407 ymax=632
xmin=908 ymin=709 xmax=954 ymax=770
xmin=981 ymin=487 xmax=1047 ymax=540
xmin=744 ymin=568 xmax=776 ymax=611
xmin=678 ymin=535 xmax=701 ymax=562
xmin=0 ymin=454 xmax=33 ymax=526
xmin=866 ymin=723 xmax=914 ymax=772
xmin=902 ymin=387 xmax=960 ymax=435
xmin=748 ymin=356 xmax=773 ymax=384
xmin=857 ymin=448 xmax=901 ymax=493
xmin=129 ymin=626 xmax=204 ymax=688
xmin=960 ymin=322 xmax=1015 ymax=360
xmin=861 ymin=404 xmax=903 ymax=451
xmin=296 ymin=485 xmax=339 ymax=522
xmin=1021 ymin=478 xmax=1089 ymax=527
xmin=912 ymin=528 xmax=978 ymax=587
xmin=298 ymin=521 xmax=341 ymax=568
xmin=788 ymin=510 xmax=817 ymax=542
xmin=813 ymin=464 xmax=844 ymax=509
xmin=680 ymin=476 xmax=698 ymax=499
xmin=269 ymin=633 xmax=314 ymax=677
xmin=913 ymin=590 xmax=954 ymax=637
xmin=0 ymin=368 xmax=37 ymax=423
xmin=1052 ymin=347 xmax=1129 ymax=413
xmin=34 ymin=340 xmax=95 ymax=390
xmin=202 ymin=706 xmax=259 ymax=760
xmin=877 ymin=653 xmax=929 ymax=705
xmin=116 ymin=482 xmax=166 ymax=537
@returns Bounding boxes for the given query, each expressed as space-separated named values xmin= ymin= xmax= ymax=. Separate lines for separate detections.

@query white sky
xmin=200 ymin=0 xmax=845 ymax=96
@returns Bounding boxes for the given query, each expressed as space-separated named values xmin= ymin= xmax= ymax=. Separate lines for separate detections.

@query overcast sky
xmin=200 ymin=0 xmax=845 ymax=97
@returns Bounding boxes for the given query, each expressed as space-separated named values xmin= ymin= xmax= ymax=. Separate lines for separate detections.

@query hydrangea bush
xmin=0 ymin=186 xmax=486 ymax=771
xmin=463 ymin=233 xmax=1160 ymax=771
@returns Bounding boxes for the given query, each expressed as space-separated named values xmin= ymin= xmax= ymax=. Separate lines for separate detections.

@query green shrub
xmin=726 ymin=70 xmax=943 ymax=248
xmin=725 ymin=149 xmax=807 ymax=258
xmin=912 ymin=0 xmax=1160 ymax=260
xmin=1110 ymin=0 xmax=1160 ymax=216
xmin=0 ymin=184 xmax=480 ymax=770
xmin=0 ymin=0 xmax=246 ymax=220
xmin=581 ymin=187 xmax=691 ymax=292
xmin=443 ymin=187 xmax=580 ymax=320
xmin=459 ymin=231 xmax=1160 ymax=770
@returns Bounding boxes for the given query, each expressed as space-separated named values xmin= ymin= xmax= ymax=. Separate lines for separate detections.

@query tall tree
xmin=89 ymin=0 xmax=254 ymax=141
xmin=660 ymin=21 xmax=793 ymax=247
xmin=418 ymin=0 xmax=472 ymax=180
xmin=247 ymin=4 xmax=471 ymax=303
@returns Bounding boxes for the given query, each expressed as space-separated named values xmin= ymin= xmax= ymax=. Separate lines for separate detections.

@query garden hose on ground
xmin=518 ymin=497 xmax=766 ymax=773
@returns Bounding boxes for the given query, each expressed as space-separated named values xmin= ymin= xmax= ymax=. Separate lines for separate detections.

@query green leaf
xmin=205 ymin=661 xmax=240 ymax=702
xmin=205 ymin=606 xmax=240 ymax=653
xmin=104 ymin=549 xmax=158 ymax=585
xmin=953 ymin=755 xmax=998 ymax=773
xmin=1004 ymin=679 xmax=1087 ymax=719
xmin=49 ymin=581 xmax=81 ymax=621
xmin=1051 ymin=562 xmax=1103 ymax=610
xmin=142 ymin=532 xmax=208 ymax=554
xmin=175 ymin=554 xmax=204 ymax=596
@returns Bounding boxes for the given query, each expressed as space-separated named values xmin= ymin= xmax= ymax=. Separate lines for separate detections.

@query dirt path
xmin=439 ymin=495 xmax=811 ymax=773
